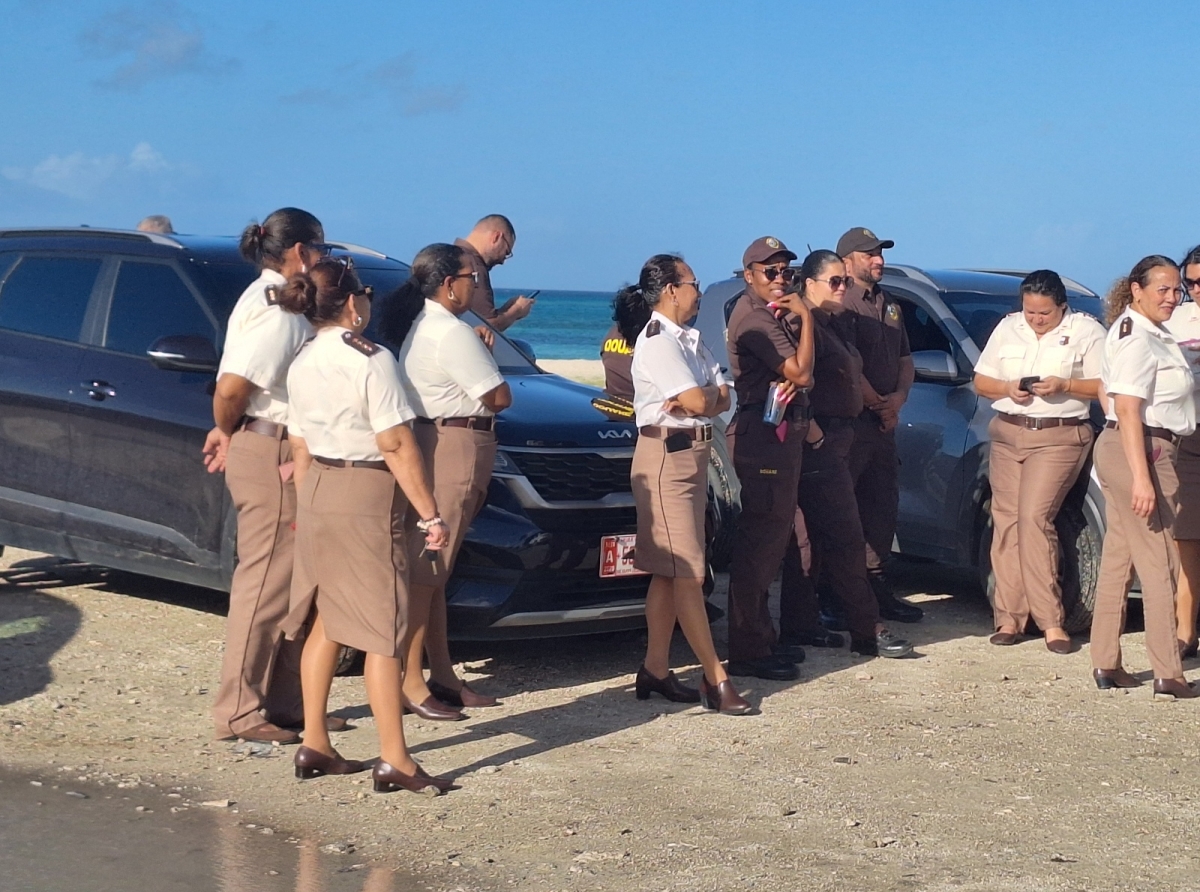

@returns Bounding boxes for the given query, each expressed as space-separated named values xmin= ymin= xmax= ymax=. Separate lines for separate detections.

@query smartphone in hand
xmin=1018 ymin=376 xmax=1041 ymax=393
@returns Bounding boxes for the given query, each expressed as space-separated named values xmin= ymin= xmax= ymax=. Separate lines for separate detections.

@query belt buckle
xmin=1028 ymin=417 xmax=1044 ymax=431
xmin=702 ymin=426 xmax=713 ymax=442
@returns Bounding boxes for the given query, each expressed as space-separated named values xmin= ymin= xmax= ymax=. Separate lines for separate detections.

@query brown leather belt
xmin=1104 ymin=419 xmax=1180 ymax=443
xmin=415 ymin=416 xmax=495 ymax=431
xmin=313 ymin=456 xmax=389 ymax=471
xmin=238 ymin=416 xmax=286 ymax=439
xmin=998 ymin=413 xmax=1086 ymax=431
xmin=639 ymin=424 xmax=713 ymax=442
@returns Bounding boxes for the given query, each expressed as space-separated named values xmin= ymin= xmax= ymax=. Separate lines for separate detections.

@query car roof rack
xmin=967 ymin=268 xmax=1098 ymax=297
xmin=0 ymin=227 xmax=183 ymax=248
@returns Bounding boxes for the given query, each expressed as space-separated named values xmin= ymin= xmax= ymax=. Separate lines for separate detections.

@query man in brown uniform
xmin=724 ymin=237 xmax=815 ymax=680
xmin=836 ymin=227 xmax=923 ymax=623
xmin=455 ymin=214 xmax=535 ymax=332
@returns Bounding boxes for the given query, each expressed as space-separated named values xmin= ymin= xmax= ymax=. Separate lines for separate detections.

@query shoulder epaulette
xmin=645 ymin=320 xmax=661 ymax=337
xmin=343 ymin=330 xmax=380 ymax=355
xmin=1118 ymin=317 xmax=1133 ymax=339
xmin=264 ymin=285 xmax=281 ymax=306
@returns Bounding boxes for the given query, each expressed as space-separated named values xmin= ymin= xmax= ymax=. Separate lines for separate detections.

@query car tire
xmin=976 ymin=496 xmax=1101 ymax=634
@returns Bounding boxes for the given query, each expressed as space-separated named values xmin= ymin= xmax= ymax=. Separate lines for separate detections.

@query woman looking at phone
xmin=972 ymin=270 xmax=1105 ymax=653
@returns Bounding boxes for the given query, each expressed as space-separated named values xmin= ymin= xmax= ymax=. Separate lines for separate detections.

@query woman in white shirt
xmin=1164 ymin=244 xmax=1200 ymax=657
xmin=278 ymin=258 xmax=454 ymax=793
xmin=626 ymin=255 xmax=750 ymax=715
xmin=1091 ymin=255 xmax=1197 ymax=699
xmin=202 ymin=207 xmax=327 ymax=745
xmin=973 ymin=270 xmax=1105 ymax=654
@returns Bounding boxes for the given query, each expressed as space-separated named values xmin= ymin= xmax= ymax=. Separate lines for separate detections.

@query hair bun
xmin=276 ymin=272 xmax=318 ymax=316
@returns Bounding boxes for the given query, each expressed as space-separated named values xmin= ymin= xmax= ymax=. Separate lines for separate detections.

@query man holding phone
xmin=455 ymin=214 xmax=536 ymax=331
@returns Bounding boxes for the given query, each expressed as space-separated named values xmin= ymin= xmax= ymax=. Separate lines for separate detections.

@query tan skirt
xmin=1175 ymin=430 xmax=1200 ymax=540
xmin=283 ymin=462 xmax=409 ymax=658
xmin=406 ymin=423 xmax=497 ymax=587
xmin=631 ymin=435 xmax=709 ymax=578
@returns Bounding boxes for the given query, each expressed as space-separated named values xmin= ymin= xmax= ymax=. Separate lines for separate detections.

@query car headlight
xmin=492 ymin=449 xmax=521 ymax=476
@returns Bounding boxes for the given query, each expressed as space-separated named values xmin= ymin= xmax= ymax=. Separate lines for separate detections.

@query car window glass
xmin=895 ymin=297 xmax=954 ymax=354
xmin=105 ymin=261 xmax=215 ymax=356
xmin=192 ymin=261 xmax=259 ymax=325
xmin=942 ymin=292 xmax=1104 ymax=346
xmin=0 ymin=256 xmax=100 ymax=342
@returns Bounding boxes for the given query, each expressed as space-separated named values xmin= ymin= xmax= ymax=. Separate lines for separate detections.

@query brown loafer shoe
xmin=989 ymin=631 xmax=1019 ymax=646
xmin=428 ymin=680 xmax=499 ymax=709
xmin=698 ymin=677 xmax=754 ymax=715
xmin=1045 ymin=637 xmax=1073 ymax=655
xmin=1153 ymin=678 xmax=1199 ymax=700
xmin=372 ymin=761 xmax=454 ymax=795
xmin=634 ymin=666 xmax=701 ymax=703
xmin=294 ymin=745 xmax=366 ymax=780
xmin=1093 ymin=667 xmax=1142 ymax=690
xmin=402 ymin=695 xmax=466 ymax=721
xmin=226 ymin=722 xmax=301 ymax=745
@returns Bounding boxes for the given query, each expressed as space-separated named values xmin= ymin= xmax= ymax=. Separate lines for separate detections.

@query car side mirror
xmin=911 ymin=349 xmax=963 ymax=383
xmin=147 ymin=335 xmax=219 ymax=373
xmin=509 ymin=338 xmax=537 ymax=363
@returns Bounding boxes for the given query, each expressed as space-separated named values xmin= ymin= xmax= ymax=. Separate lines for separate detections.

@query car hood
xmin=496 ymin=373 xmax=636 ymax=448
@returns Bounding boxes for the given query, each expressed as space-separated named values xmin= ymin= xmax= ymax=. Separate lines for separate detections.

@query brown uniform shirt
xmin=455 ymin=238 xmax=496 ymax=321
xmin=805 ymin=306 xmax=864 ymax=419
xmin=843 ymin=281 xmax=910 ymax=396
xmin=600 ymin=323 xmax=635 ymax=400
xmin=725 ymin=289 xmax=810 ymax=413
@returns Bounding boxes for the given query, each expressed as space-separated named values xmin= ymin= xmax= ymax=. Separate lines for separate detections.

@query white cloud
xmin=3 ymin=143 xmax=175 ymax=200
xmin=79 ymin=2 xmax=237 ymax=91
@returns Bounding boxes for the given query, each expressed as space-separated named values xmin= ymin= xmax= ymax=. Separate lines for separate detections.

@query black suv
xmin=0 ymin=228 xmax=674 ymax=637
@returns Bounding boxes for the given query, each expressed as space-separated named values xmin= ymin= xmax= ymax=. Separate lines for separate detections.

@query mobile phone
xmin=664 ymin=432 xmax=691 ymax=453
xmin=525 ymin=290 xmax=541 ymax=300
xmin=1018 ymin=376 xmax=1041 ymax=393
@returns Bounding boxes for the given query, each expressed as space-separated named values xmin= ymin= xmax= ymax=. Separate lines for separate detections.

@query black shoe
xmin=726 ymin=655 xmax=800 ymax=681
xmin=771 ymin=641 xmax=807 ymax=663
xmin=850 ymin=629 xmax=914 ymax=659
xmin=781 ymin=628 xmax=845 ymax=649
xmin=871 ymin=576 xmax=924 ymax=623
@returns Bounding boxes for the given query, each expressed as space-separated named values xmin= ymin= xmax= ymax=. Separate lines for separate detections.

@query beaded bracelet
xmin=416 ymin=515 xmax=447 ymax=532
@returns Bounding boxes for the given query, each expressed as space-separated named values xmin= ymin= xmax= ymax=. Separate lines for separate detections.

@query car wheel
xmin=976 ymin=497 xmax=1101 ymax=634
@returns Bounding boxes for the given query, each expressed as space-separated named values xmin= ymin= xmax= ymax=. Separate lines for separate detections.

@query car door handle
xmin=84 ymin=380 xmax=117 ymax=401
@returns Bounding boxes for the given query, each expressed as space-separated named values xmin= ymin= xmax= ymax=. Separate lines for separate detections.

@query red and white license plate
xmin=599 ymin=534 xmax=648 ymax=578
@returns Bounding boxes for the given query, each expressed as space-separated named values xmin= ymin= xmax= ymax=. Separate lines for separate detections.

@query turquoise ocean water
xmin=494 ymin=288 xmax=614 ymax=360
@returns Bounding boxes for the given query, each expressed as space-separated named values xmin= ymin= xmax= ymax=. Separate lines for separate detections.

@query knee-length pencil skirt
xmin=283 ymin=462 xmax=409 ymax=658
xmin=630 ymin=435 xmax=709 ymax=578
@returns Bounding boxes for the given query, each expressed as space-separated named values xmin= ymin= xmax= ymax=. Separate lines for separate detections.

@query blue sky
xmin=2 ymin=0 xmax=1197 ymax=295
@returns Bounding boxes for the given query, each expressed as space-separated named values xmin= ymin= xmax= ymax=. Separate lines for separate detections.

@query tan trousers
xmin=987 ymin=416 xmax=1092 ymax=632
xmin=213 ymin=428 xmax=305 ymax=737
xmin=1089 ymin=428 xmax=1183 ymax=680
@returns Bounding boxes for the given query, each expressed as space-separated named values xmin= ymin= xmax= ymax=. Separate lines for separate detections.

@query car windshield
xmin=944 ymin=291 xmax=1105 ymax=348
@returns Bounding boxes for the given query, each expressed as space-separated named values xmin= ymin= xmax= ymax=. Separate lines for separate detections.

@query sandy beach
xmin=539 ymin=358 xmax=606 ymax=387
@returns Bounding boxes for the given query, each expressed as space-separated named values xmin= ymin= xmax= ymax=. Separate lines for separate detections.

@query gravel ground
xmin=4 ymin=545 xmax=1200 ymax=892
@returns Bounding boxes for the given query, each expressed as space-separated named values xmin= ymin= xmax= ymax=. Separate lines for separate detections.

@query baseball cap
xmin=741 ymin=236 xmax=797 ymax=270
xmin=836 ymin=227 xmax=895 ymax=257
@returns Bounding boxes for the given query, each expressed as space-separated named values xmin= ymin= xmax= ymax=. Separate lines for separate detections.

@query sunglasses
xmin=1185 ymin=277 xmax=1200 ymax=291
xmin=813 ymin=275 xmax=852 ymax=290
xmin=452 ymin=270 xmax=480 ymax=285
xmin=675 ymin=279 xmax=701 ymax=291
xmin=329 ymin=256 xmax=373 ymax=299
xmin=754 ymin=265 xmax=796 ymax=284
xmin=310 ymin=242 xmax=336 ymax=257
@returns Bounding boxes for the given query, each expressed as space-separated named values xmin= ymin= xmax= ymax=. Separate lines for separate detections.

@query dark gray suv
xmin=697 ymin=266 xmax=1106 ymax=632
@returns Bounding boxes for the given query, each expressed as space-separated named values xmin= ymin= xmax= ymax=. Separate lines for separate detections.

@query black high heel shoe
xmin=634 ymin=666 xmax=700 ymax=703
xmin=372 ymin=761 xmax=454 ymax=795
xmin=293 ymin=745 xmax=365 ymax=780
xmin=698 ymin=677 xmax=753 ymax=715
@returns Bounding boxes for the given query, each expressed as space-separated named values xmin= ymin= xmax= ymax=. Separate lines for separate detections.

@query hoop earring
xmin=353 ymin=314 xmax=363 ymax=328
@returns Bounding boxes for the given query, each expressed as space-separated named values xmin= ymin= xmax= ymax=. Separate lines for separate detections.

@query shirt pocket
xmin=996 ymin=345 xmax=1028 ymax=379
xmin=1036 ymin=346 xmax=1079 ymax=379
xmin=1159 ymin=365 xmax=1194 ymax=405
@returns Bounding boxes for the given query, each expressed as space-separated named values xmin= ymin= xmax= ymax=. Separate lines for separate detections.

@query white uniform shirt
xmin=1163 ymin=301 xmax=1200 ymax=414
xmin=217 ymin=269 xmax=313 ymax=424
xmin=631 ymin=311 xmax=730 ymax=428
xmin=287 ymin=327 xmax=415 ymax=461
xmin=973 ymin=309 xmax=1105 ymax=418
xmin=399 ymin=301 xmax=505 ymax=419
xmin=1102 ymin=307 xmax=1196 ymax=436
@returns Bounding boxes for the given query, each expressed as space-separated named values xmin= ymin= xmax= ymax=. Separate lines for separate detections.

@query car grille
xmin=508 ymin=451 xmax=632 ymax=502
